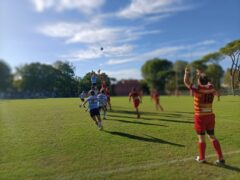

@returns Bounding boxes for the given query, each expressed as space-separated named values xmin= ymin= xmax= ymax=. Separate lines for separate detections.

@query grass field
xmin=0 ymin=96 xmax=240 ymax=179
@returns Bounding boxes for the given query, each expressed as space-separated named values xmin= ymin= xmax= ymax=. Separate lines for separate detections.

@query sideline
xmin=69 ymin=150 xmax=240 ymax=177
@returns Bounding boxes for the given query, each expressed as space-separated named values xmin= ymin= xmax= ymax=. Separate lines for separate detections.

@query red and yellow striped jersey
xmin=190 ymin=84 xmax=216 ymax=116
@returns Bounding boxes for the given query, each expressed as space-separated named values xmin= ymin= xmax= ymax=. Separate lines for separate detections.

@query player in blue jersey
xmin=81 ymin=90 xmax=103 ymax=130
xmin=97 ymin=90 xmax=108 ymax=120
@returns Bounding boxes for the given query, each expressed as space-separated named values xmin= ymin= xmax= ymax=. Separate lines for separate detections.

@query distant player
xmin=80 ymin=90 xmax=103 ymax=130
xmin=184 ymin=68 xmax=225 ymax=165
xmin=129 ymin=87 xmax=142 ymax=118
xmin=97 ymin=90 xmax=108 ymax=120
xmin=105 ymin=87 xmax=112 ymax=110
xmin=79 ymin=91 xmax=86 ymax=102
xmin=151 ymin=89 xmax=164 ymax=111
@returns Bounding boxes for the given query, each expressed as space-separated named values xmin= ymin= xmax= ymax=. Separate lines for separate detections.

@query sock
xmin=103 ymin=111 xmax=106 ymax=118
xmin=212 ymin=139 xmax=223 ymax=159
xmin=198 ymin=142 xmax=206 ymax=160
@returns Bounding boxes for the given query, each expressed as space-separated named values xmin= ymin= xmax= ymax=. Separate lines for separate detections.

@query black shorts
xmin=90 ymin=108 xmax=100 ymax=117
xmin=80 ymin=98 xmax=84 ymax=102
xmin=92 ymin=83 xmax=97 ymax=86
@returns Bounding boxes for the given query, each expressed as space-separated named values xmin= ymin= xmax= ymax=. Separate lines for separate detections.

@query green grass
xmin=0 ymin=96 xmax=240 ymax=179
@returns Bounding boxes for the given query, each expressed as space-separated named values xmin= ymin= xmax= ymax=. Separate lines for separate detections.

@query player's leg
xmin=206 ymin=114 xmax=225 ymax=164
xmin=134 ymin=100 xmax=140 ymax=118
xmin=208 ymin=133 xmax=225 ymax=163
xmin=197 ymin=134 xmax=206 ymax=162
xmin=91 ymin=116 xmax=98 ymax=126
xmin=194 ymin=115 xmax=206 ymax=162
xmin=96 ymin=115 xmax=103 ymax=130
xmin=103 ymin=106 xmax=107 ymax=119
xmin=159 ymin=103 xmax=164 ymax=111
xmin=107 ymin=99 xmax=112 ymax=110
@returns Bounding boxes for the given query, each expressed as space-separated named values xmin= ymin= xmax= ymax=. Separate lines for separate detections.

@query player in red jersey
xmin=151 ymin=89 xmax=164 ymax=111
xmin=184 ymin=68 xmax=225 ymax=165
xmin=105 ymin=87 xmax=112 ymax=110
xmin=98 ymin=69 xmax=108 ymax=91
xmin=129 ymin=87 xmax=142 ymax=118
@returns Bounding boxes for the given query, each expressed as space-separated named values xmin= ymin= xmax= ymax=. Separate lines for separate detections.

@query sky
xmin=0 ymin=0 xmax=239 ymax=80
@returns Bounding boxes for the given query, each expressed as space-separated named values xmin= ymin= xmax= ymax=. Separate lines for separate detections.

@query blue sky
xmin=0 ymin=0 xmax=239 ymax=80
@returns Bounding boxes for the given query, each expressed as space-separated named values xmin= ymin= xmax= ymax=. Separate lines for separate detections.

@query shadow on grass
xmin=205 ymin=162 xmax=240 ymax=172
xmin=107 ymin=118 xmax=168 ymax=127
xmin=110 ymin=109 xmax=160 ymax=116
xmin=104 ymin=131 xmax=184 ymax=147
xmin=108 ymin=114 xmax=193 ymax=124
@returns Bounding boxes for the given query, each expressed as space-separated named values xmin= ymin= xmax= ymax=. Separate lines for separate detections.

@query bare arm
xmin=184 ymin=68 xmax=191 ymax=89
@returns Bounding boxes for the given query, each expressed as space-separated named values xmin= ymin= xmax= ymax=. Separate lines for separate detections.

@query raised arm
xmin=184 ymin=68 xmax=191 ymax=89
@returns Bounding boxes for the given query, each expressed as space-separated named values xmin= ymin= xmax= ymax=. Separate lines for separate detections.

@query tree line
xmin=141 ymin=39 xmax=240 ymax=95
xmin=0 ymin=39 xmax=239 ymax=98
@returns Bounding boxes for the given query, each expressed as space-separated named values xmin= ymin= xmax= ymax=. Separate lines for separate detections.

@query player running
xmin=105 ymin=87 xmax=112 ymax=110
xmin=184 ymin=68 xmax=225 ymax=165
xmin=151 ymin=89 xmax=164 ymax=111
xmin=129 ymin=87 xmax=142 ymax=118
xmin=80 ymin=90 xmax=103 ymax=130
xmin=97 ymin=90 xmax=108 ymax=120
xmin=79 ymin=91 xmax=86 ymax=102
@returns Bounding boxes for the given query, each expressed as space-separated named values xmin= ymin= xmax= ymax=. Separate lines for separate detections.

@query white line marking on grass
xmin=76 ymin=150 xmax=240 ymax=177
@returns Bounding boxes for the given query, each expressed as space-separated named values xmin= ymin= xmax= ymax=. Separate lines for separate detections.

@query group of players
xmin=80 ymin=70 xmax=111 ymax=130
xmin=79 ymin=69 xmax=165 ymax=129
xmin=80 ymin=68 xmax=225 ymax=165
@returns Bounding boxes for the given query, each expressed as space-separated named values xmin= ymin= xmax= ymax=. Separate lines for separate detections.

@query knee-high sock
xmin=212 ymin=139 xmax=223 ymax=159
xmin=198 ymin=142 xmax=206 ymax=160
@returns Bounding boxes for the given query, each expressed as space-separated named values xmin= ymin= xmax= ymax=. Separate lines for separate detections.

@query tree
xmin=220 ymin=40 xmax=240 ymax=95
xmin=173 ymin=60 xmax=188 ymax=91
xmin=15 ymin=63 xmax=59 ymax=93
xmin=53 ymin=61 xmax=78 ymax=97
xmin=0 ymin=60 xmax=12 ymax=91
xmin=141 ymin=58 xmax=173 ymax=93
xmin=223 ymin=68 xmax=239 ymax=89
xmin=201 ymin=52 xmax=224 ymax=64
xmin=206 ymin=64 xmax=224 ymax=89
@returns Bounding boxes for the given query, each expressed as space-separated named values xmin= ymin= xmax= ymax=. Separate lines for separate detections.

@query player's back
xmin=87 ymin=95 xmax=99 ymax=110
xmin=192 ymin=84 xmax=215 ymax=116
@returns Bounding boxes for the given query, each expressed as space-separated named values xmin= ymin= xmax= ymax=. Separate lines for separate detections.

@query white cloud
xmin=63 ymin=44 xmax=134 ymax=61
xmin=104 ymin=69 xmax=141 ymax=80
xmin=106 ymin=40 xmax=217 ymax=65
xmin=107 ymin=46 xmax=185 ymax=65
xmin=38 ymin=21 xmax=162 ymax=45
xmin=118 ymin=0 xmax=193 ymax=19
xmin=30 ymin=0 xmax=105 ymax=14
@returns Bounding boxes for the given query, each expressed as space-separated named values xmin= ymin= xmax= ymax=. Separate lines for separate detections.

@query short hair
xmin=199 ymin=74 xmax=209 ymax=85
xmin=90 ymin=90 xmax=95 ymax=96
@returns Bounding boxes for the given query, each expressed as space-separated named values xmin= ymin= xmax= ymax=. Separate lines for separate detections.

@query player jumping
xmin=129 ymin=87 xmax=142 ymax=118
xmin=184 ymin=68 xmax=225 ymax=165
